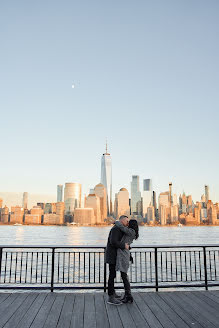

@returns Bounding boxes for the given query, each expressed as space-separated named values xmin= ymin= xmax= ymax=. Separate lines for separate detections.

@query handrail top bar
xmin=0 ymin=244 xmax=219 ymax=249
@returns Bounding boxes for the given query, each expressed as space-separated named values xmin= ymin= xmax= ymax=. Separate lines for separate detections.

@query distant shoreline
xmin=0 ymin=223 xmax=219 ymax=227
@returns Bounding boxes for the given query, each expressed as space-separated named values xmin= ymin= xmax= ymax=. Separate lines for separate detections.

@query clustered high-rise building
xmin=0 ymin=146 xmax=218 ymax=226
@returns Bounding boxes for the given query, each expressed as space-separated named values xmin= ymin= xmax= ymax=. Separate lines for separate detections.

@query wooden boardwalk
xmin=0 ymin=290 xmax=218 ymax=328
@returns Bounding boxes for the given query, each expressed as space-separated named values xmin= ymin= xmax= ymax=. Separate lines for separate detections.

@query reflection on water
xmin=0 ymin=226 xmax=219 ymax=246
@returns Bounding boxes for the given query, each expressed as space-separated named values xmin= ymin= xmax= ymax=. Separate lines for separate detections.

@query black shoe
xmin=114 ymin=292 xmax=121 ymax=299
xmin=121 ymin=294 xmax=133 ymax=304
xmin=107 ymin=296 xmax=123 ymax=305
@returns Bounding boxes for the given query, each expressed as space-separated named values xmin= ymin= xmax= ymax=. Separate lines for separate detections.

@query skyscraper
xmin=22 ymin=192 xmax=28 ymax=209
xmin=94 ymin=183 xmax=107 ymax=222
xmin=57 ymin=185 xmax=63 ymax=202
xmin=117 ymin=188 xmax=130 ymax=218
xmin=101 ymin=143 xmax=112 ymax=215
xmin=64 ymin=183 xmax=82 ymax=215
xmin=205 ymin=185 xmax=209 ymax=203
xmin=142 ymin=179 xmax=152 ymax=218
xmin=131 ymin=175 xmax=141 ymax=215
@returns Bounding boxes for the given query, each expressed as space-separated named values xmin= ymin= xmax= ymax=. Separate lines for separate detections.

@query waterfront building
xmin=131 ymin=175 xmax=142 ymax=215
xmin=57 ymin=185 xmax=63 ymax=202
xmin=74 ymin=208 xmax=95 ymax=225
xmin=1 ymin=206 xmax=9 ymax=223
xmin=205 ymin=185 xmax=209 ymax=203
xmin=201 ymin=208 xmax=207 ymax=221
xmin=159 ymin=205 xmax=167 ymax=225
xmin=43 ymin=214 xmax=62 ymax=225
xmin=100 ymin=144 xmax=112 ymax=215
xmin=64 ymin=183 xmax=82 ymax=215
xmin=194 ymin=207 xmax=201 ymax=224
xmin=169 ymin=182 xmax=172 ymax=206
xmin=10 ymin=206 xmax=24 ymax=224
xmin=185 ymin=213 xmax=198 ymax=225
xmin=152 ymin=191 xmax=157 ymax=215
xmin=207 ymin=201 xmax=217 ymax=224
xmin=187 ymin=195 xmax=193 ymax=213
xmin=44 ymin=203 xmax=56 ymax=214
xmin=159 ymin=192 xmax=169 ymax=207
xmin=147 ymin=206 xmax=155 ymax=224
xmin=94 ymin=183 xmax=107 ymax=222
xmin=22 ymin=192 xmax=28 ymax=209
xmin=142 ymin=179 xmax=152 ymax=218
xmin=170 ymin=205 xmax=179 ymax=223
xmin=56 ymin=202 xmax=65 ymax=224
xmin=117 ymin=188 xmax=130 ymax=218
xmin=85 ymin=193 xmax=101 ymax=224
xmin=25 ymin=214 xmax=41 ymax=224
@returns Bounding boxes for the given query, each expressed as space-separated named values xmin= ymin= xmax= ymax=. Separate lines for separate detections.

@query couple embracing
xmin=105 ymin=215 xmax=139 ymax=305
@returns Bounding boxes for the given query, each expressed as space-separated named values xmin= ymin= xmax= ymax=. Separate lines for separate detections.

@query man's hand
xmin=125 ymin=243 xmax=129 ymax=250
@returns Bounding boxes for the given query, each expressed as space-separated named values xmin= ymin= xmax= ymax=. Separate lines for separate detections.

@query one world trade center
xmin=101 ymin=143 xmax=112 ymax=216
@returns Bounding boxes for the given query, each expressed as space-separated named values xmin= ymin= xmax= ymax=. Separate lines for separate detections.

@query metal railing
xmin=0 ymin=245 xmax=218 ymax=291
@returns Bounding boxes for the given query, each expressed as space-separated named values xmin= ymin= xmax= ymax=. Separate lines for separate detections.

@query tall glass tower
xmin=101 ymin=143 xmax=112 ymax=216
xmin=131 ymin=175 xmax=142 ymax=215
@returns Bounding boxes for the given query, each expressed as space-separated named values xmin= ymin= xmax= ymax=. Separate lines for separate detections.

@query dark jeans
xmin=108 ymin=264 xmax=131 ymax=296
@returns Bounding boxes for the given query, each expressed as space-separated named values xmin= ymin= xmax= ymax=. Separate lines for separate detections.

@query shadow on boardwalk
xmin=0 ymin=290 xmax=218 ymax=327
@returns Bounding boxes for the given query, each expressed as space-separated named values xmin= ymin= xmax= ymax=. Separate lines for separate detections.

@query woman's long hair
xmin=129 ymin=219 xmax=139 ymax=240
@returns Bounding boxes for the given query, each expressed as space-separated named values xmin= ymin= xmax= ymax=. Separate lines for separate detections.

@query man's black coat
xmin=105 ymin=224 xmax=125 ymax=264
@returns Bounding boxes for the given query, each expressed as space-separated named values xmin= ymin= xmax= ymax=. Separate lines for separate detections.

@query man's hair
xmin=119 ymin=215 xmax=128 ymax=221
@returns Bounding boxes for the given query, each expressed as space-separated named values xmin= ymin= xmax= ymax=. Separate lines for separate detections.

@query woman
xmin=115 ymin=219 xmax=139 ymax=303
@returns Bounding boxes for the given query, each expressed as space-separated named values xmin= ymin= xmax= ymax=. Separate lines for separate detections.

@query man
xmin=105 ymin=215 xmax=130 ymax=305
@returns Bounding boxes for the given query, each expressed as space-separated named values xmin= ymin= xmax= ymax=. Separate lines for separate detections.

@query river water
xmin=0 ymin=225 xmax=218 ymax=246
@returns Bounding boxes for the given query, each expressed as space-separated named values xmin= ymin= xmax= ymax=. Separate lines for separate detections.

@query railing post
xmin=51 ymin=248 xmax=55 ymax=292
xmin=104 ymin=248 xmax=107 ymax=293
xmin=155 ymin=248 xmax=158 ymax=292
xmin=203 ymin=246 xmax=208 ymax=291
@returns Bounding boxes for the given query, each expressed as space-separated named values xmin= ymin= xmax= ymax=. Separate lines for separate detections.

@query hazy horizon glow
xmin=0 ymin=1 xmax=218 ymax=203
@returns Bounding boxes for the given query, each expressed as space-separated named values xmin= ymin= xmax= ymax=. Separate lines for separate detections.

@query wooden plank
xmin=70 ymin=294 xmax=84 ymax=328
xmin=0 ymin=293 xmax=19 ymax=313
xmin=94 ymin=293 xmax=109 ymax=328
xmin=167 ymin=292 xmax=216 ymax=328
xmin=14 ymin=293 xmax=48 ymax=328
xmin=125 ymin=297 xmax=149 ymax=328
xmin=210 ymin=290 xmax=219 ymax=300
xmin=149 ymin=293 xmax=190 ymax=328
xmin=3 ymin=293 xmax=38 ymax=328
xmin=0 ymin=293 xmax=10 ymax=305
xmin=83 ymin=294 xmax=96 ymax=328
xmin=57 ymin=294 xmax=75 ymax=328
xmin=43 ymin=293 xmax=65 ymax=328
xmin=132 ymin=293 xmax=162 ymax=328
xmin=190 ymin=291 xmax=219 ymax=313
xmin=103 ymin=293 xmax=123 ymax=328
xmin=30 ymin=293 xmax=56 ymax=328
xmin=179 ymin=292 xmax=219 ymax=326
xmin=0 ymin=293 xmax=28 ymax=327
xmin=199 ymin=291 xmax=219 ymax=306
xmin=117 ymin=301 xmax=136 ymax=328
xmin=140 ymin=293 xmax=176 ymax=328
xmin=159 ymin=293 xmax=202 ymax=328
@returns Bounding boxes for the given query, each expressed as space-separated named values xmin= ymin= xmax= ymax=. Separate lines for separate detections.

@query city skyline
xmin=0 ymin=1 xmax=219 ymax=203
xmin=0 ymin=144 xmax=218 ymax=208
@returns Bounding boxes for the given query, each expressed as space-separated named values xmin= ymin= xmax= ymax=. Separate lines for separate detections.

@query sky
xmin=0 ymin=0 xmax=219 ymax=205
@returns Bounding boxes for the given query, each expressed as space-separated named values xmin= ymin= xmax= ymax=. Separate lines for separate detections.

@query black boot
xmin=121 ymin=291 xmax=133 ymax=304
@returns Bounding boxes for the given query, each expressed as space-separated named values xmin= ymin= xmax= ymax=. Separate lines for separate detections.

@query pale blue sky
xmin=0 ymin=0 xmax=218 ymax=203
